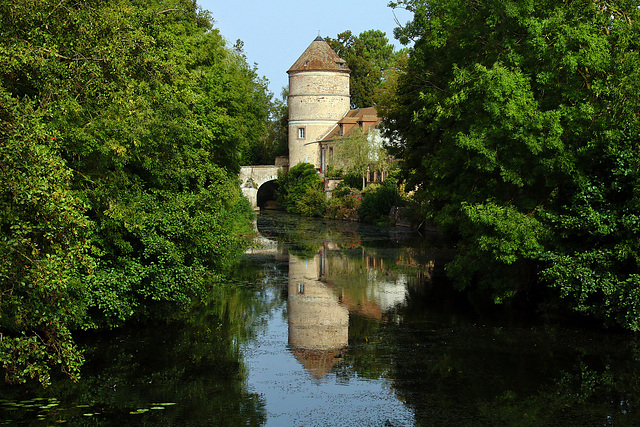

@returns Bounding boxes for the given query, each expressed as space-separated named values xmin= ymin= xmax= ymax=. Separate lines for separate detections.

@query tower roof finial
xmin=288 ymin=34 xmax=350 ymax=74
xmin=314 ymin=31 xmax=323 ymax=42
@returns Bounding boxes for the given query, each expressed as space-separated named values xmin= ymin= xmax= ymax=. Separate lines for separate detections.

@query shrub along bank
xmin=277 ymin=164 xmax=404 ymax=225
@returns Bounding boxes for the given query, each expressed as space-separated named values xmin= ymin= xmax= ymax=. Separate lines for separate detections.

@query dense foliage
xmin=278 ymin=162 xmax=401 ymax=224
xmin=331 ymin=128 xmax=393 ymax=191
xmin=0 ymin=91 xmax=92 ymax=385
xmin=384 ymin=0 xmax=640 ymax=329
xmin=1 ymin=0 xmax=270 ymax=385
xmin=326 ymin=30 xmax=406 ymax=109
xmin=359 ymin=179 xmax=402 ymax=225
xmin=276 ymin=163 xmax=326 ymax=217
xmin=245 ymin=87 xmax=289 ymax=165
xmin=326 ymin=185 xmax=363 ymax=221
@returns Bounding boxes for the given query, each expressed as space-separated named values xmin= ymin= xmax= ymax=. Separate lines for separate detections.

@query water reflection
xmin=4 ymin=212 xmax=640 ymax=426
xmin=250 ymin=212 xmax=640 ymax=426
xmin=288 ymin=251 xmax=349 ymax=379
xmin=0 ymin=280 xmax=271 ymax=425
xmin=281 ymin=223 xmax=436 ymax=379
xmin=241 ymin=213 xmax=425 ymax=425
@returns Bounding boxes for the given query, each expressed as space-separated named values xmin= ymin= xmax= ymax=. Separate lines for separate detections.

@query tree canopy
xmin=245 ymin=87 xmax=289 ymax=165
xmin=1 ymin=0 xmax=271 ymax=385
xmin=326 ymin=30 xmax=406 ymax=109
xmin=276 ymin=162 xmax=326 ymax=217
xmin=383 ymin=0 xmax=640 ymax=329
xmin=332 ymin=128 xmax=393 ymax=190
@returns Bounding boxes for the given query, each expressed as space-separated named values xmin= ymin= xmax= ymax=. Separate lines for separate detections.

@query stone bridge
xmin=239 ymin=165 xmax=283 ymax=210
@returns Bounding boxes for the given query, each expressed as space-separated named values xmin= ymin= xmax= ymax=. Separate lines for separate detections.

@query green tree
xmin=276 ymin=163 xmax=326 ymax=216
xmin=0 ymin=91 xmax=92 ymax=385
xmin=384 ymin=0 xmax=640 ymax=329
xmin=1 ymin=0 xmax=270 ymax=385
xmin=333 ymin=128 xmax=393 ymax=190
xmin=326 ymin=30 xmax=404 ymax=109
xmin=359 ymin=178 xmax=401 ymax=225
xmin=245 ymin=87 xmax=289 ymax=165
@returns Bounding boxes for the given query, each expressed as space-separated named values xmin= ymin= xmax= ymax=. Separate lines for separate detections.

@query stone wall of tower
xmin=287 ymin=252 xmax=348 ymax=351
xmin=288 ymin=71 xmax=350 ymax=169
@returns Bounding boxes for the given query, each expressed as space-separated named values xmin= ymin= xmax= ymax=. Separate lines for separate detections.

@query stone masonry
xmin=287 ymin=36 xmax=351 ymax=169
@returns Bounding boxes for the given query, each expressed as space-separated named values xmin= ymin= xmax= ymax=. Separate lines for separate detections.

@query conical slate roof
xmin=287 ymin=37 xmax=351 ymax=74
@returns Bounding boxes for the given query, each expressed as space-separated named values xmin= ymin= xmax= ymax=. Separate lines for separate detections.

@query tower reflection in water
xmin=287 ymin=243 xmax=424 ymax=379
xmin=287 ymin=249 xmax=349 ymax=380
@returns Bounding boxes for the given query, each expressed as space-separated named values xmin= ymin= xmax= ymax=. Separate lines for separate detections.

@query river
xmin=2 ymin=211 xmax=640 ymax=425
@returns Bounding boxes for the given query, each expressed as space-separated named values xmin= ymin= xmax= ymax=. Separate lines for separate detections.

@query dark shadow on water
xmin=3 ymin=211 xmax=640 ymax=426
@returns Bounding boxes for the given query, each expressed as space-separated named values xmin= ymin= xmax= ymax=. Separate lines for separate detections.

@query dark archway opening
xmin=257 ymin=180 xmax=279 ymax=210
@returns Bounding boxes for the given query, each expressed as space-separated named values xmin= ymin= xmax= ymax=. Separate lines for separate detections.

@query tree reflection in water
xmin=0 ymin=270 xmax=272 ymax=425
xmin=3 ymin=212 xmax=640 ymax=425
xmin=254 ymin=212 xmax=640 ymax=426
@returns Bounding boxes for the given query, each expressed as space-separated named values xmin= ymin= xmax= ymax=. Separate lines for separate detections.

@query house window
xmin=298 ymin=282 xmax=305 ymax=295
xmin=298 ymin=127 xmax=305 ymax=139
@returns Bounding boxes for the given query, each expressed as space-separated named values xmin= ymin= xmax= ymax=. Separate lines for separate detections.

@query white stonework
xmin=239 ymin=165 xmax=281 ymax=210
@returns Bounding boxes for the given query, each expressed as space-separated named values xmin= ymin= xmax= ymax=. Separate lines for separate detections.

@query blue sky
xmin=198 ymin=0 xmax=414 ymax=97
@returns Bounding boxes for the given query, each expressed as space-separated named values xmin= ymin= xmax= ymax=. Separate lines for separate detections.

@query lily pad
xmin=40 ymin=403 xmax=59 ymax=409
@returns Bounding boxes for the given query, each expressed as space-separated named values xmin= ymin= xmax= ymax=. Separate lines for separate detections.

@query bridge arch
xmin=239 ymin=166 xmax=283 ymax=210
xmin=256 ymin=179 xmax=279 ymax=209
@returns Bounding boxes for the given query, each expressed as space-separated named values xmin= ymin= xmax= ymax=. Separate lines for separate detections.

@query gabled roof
xmin=320 ymin=107 xmax=381 ymax=143
xmin=287 ymin=37 xmax=351 ymax=74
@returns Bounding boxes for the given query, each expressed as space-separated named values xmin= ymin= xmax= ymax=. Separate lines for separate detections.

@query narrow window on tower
xmin=298 ymin=127 xmax=306 ymax=139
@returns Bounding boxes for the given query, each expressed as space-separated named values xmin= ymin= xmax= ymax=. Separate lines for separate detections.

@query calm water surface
xmin=3 ymin=211 xmax=640 ymax=426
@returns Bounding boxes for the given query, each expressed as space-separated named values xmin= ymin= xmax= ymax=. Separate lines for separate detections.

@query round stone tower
xmin=287 ymin=36 xmax=351 ymax=169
